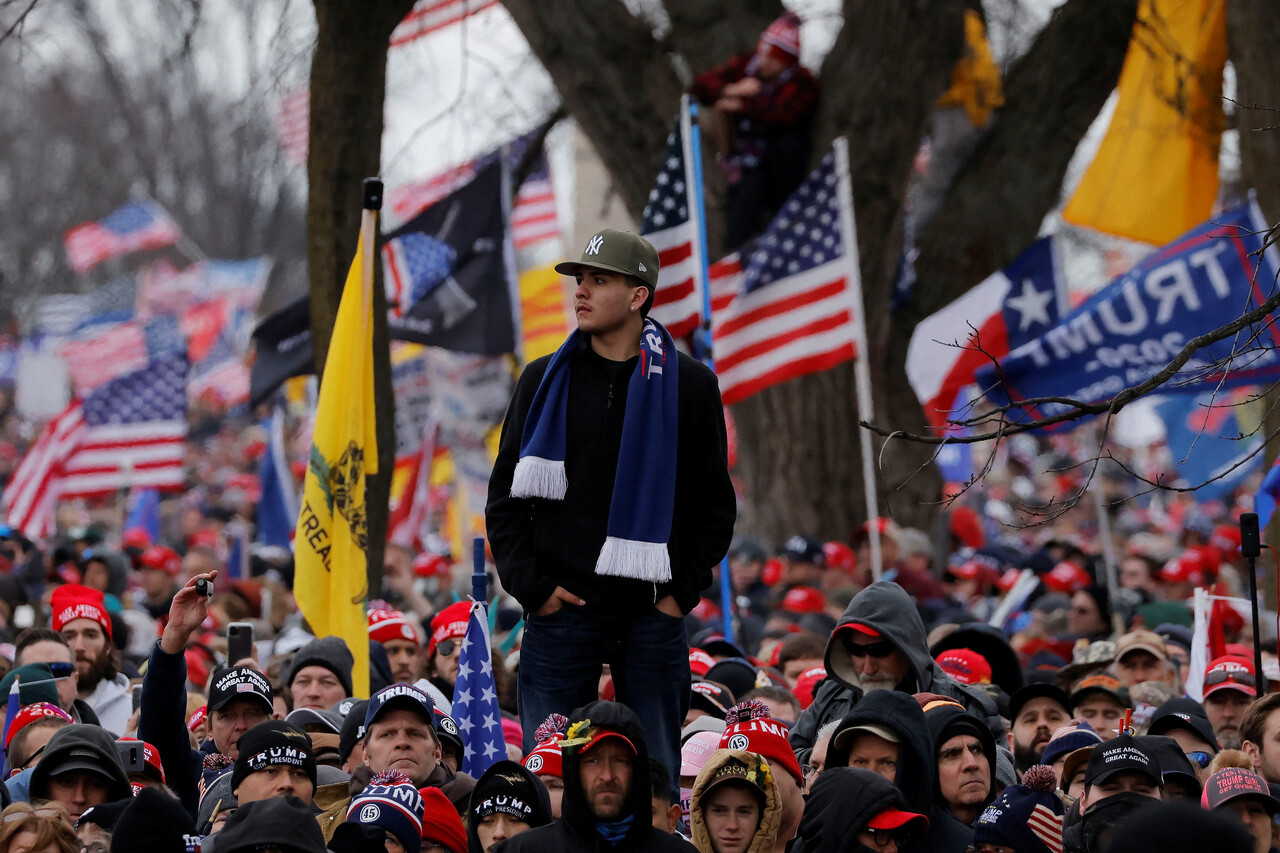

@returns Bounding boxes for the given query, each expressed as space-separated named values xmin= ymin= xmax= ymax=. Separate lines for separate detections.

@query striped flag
xmin=709 ymin=148 xmax=859 ymax=405
xmin=511 ymin=159 xmax=560 ymax=249
xmin=2 ymin=405 xmax=87 ymax=538
xmin=274 ymin=88 xmax=310 ymax=168
xmin=390 ymin=0 xmax=498 ymax=47
xmin=644 ymin=101 xmax=703 ymax=340
xmin=63 ymin=201 xmax=182 ymax=274
xmin=2 ymin=354 xmax=188 ymax=536
xmin=59 ymin=353 xmax=189 ymax=499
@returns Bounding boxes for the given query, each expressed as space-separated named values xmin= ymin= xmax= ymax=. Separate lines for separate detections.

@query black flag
xmin=384 ymin=160 xmax=516 ymax=355
xmin=248 ymin=296 xmax=313 ymax=408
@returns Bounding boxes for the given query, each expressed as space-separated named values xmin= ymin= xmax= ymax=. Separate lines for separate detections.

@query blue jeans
xmin=518 ymin=605 xmax=690 ymax=796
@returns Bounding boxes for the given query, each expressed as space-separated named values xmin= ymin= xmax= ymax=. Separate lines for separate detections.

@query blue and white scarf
xmin=509 ymin=318 xmax=678 ymax=582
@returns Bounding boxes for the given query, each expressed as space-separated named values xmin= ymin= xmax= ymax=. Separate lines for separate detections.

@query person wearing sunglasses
xmin=425 ymin=602 xmax=470 ymax=699
xmin=790 ymin=582 xmax=999 ymax=762
xmin=1146 ymin=696 xmax=1219 ymax=784
xmin=796 ymin=767 xmax=927 ymax=853
xmin=13 ymin=631 xmax=86 ymax=725
xmin=1202 ymin=656 xmax=1259 ymax=751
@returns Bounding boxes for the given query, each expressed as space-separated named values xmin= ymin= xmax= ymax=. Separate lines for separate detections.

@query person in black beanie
xmin=214 ymin=796 xmax=327 ymax=853
xmin=285 ymin=636 xmax=355 ymax=711
xmin=231 ymin=721 xmax=317 ymax=806
xmin=109 ymin=787 xmax=196 ymax=853
xmin=467 ymin=760 xmax=553 ymax=853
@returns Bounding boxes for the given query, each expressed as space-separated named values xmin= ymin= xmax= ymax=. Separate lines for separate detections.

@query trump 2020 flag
xmin=453 ymin=600 xmax=504 ymax=778
xmin=907 ymin=237 xmax=1065 ymax=428
xmin=978 ymin=204 xmax=1280 ymax=430
xmin=294 ymin=207 xmax=378 ymax=698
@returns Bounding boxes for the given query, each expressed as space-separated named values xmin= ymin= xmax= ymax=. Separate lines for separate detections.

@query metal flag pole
xmin=473 ymin=536 xmax=489 ymax=612
xmin=1241 ymin=512 xmax=1264 ymax=685
xmin=684 ymin=94 xmax=736 ymax=640
xmin=833 ymin=137 xmax=882 ymax=581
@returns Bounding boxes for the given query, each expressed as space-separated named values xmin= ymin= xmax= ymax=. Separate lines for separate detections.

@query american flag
xmin=388 ymin=162 xmax=477 ymax=224
xmin=2 ymin=406 xmax=87 ymax=538
xmin=59 ymin=352 xmax=189 ymax=499
xmin=188 ymin=333 xmax=250 ymax=407
xmin=63 ymin=201 xmax=182 ymax=274
xmin=2 ymin=354 xmax=188 ymax=535
xmin=274 ymin=88 xmax=310 ymax=168
xmin=511 ymin=156 xmax=560 ymax=250
xmin=710 ymin=148 xmax=860 ymax=405
xmin=452 ymin=600 xmax=504 ymax=777
xmin=644 ymin=100 xmax=703 ymax=340
xmin=390 ymin=0 xmax=498 ymax=47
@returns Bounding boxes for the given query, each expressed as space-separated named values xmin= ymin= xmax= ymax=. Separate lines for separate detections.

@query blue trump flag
xmin=1154 ymin=390 xmax=1263 ymax=501
xmin=978 ymin=204 xmax=1280 ymax=430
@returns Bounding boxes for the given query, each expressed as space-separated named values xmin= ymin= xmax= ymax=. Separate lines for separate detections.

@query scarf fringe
xmin=595 ymin=536 xmax=672 ymax=582
xmin=510 ymin=456 xmax=567 ymax=499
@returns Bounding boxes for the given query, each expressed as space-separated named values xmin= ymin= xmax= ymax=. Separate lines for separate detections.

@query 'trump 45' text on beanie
xmin=50 ymin=583 xmax=112 ymax=639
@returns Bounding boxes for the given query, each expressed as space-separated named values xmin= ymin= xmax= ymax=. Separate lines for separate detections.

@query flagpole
xmin=833 ymin=137 xmax=882 ymax=581
xmin=685 ymin=95 xmax=736 ymax=641
xmin=362 ymin=178 xmax=381 ymax=606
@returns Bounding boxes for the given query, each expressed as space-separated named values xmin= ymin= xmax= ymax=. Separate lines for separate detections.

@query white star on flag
xmin=452 ymin=599 xmax=506 ymax=778
xmin=1005 ymin=277 xmax=1055 ymax=331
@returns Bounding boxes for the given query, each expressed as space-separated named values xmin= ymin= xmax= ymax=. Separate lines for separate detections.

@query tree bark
xmin=664 ymin=0 xmax=781 ymax=78
xmin=727 ymin=0 xmax=965 ymax=544
xmin=1227 ymin=1 xmax=1280 ymax=609
xmin=500 ymin=0 xmax=685 ymax=221
xmin=308 ymin=0 xmax=414 ymax=599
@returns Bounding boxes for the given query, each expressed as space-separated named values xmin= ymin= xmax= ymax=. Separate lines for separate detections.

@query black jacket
xmin=790 ymin=581 xmax=999 ymax=757
xmin=486 ymin=338 xmax=736 ymax=618
xmin=29 ymin=723 xmax=132 ymax=804
xmin=921 ymin=698 xmax=998 ymax=817
xmin=793 ymin=767 xmax=915 ymax=853
xmin=138 ymin=641 xmax=206 ymax=817
xmin=497 ymin=701 xmax=695 ymax=853
xmin=825 ymin=691 xmax=971 ymax=853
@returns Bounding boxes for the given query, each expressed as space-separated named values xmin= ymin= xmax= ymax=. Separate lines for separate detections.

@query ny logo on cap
xmin=586 ymin=235 xmax=604 ymax=255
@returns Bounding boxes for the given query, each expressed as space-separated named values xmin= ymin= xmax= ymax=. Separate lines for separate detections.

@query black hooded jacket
xmin=468 ymin=760 xmax=553 ymax=853
xmin=497 ymin=701 xmax=695 ymax=853
xmin=793 ymin=768 xmax=917 ymax=853
xmin=825 ymin=691 xmax=971 ymax=853
xmin=790 ymin=582 xmax=999 ymax=757
xmin=29 ymin=723 xmax=133 ymax=804
xmin=920 ymin=697 xmax=998 ymax=816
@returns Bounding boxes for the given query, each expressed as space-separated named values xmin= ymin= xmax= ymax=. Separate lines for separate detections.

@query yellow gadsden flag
xmin=1062 ymin=0 xmax=1226 ymax=246
xmin=294 ymin=207 xmax=378 ymax=698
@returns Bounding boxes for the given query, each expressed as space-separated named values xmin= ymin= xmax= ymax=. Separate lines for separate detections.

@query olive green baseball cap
xmin=555 ymin=228 xmax=660 ymax=288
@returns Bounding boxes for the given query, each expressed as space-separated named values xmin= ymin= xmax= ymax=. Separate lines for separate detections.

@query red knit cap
xmin=718 ymin=700 xmax=803 ymax=784
xmin=759 ymin=12 xmax=801 ymax=58
xmin=418 ymin=786 xmax=467 ymax=853
xmin=369 ymin=608 xmax=421 ymax=646
xmin=50 ymin=583 xmax=111 ymax=639
xmin=429 ymin=602 xmax=471 ymax=656
xmin=523 ymin=713 xmax=568 ymax=779
xmin=792 ymin=666 xmax=826 ymax=709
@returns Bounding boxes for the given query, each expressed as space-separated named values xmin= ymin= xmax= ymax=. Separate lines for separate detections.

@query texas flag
xmin=906 ymin=237 xmax=1065 ymax=429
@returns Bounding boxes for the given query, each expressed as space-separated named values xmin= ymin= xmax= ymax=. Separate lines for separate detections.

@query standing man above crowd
xmin=487 ymin=229 xmax=736 ymax=792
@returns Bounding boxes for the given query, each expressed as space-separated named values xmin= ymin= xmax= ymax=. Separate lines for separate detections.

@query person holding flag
xmin=486 ymin=228 xmax=737 ymax=795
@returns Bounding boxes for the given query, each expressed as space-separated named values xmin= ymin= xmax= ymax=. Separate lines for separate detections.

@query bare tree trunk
xmin=308 ymin=0 xmax=414 ymax=599
xmin=1228 ymin=1 xmax=1280 ymax=609
xmin=501 ymin=0 xmax=685 ymax=221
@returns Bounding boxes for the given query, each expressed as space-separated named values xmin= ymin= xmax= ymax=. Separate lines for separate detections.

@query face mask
xmin=678 ymin=787 xmax=693 ymax=835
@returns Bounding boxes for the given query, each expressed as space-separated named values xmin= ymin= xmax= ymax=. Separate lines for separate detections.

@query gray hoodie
xmin=789 ymin=581 xmax=998 ymax=757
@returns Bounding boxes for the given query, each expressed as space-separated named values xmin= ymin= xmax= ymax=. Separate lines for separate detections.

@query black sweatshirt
xmin=486 ymin=337 xmax=736 ymax=618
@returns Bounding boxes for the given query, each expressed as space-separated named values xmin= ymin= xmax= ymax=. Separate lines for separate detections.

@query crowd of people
xmin=0 ymin=460 xmax=1271 ymax=853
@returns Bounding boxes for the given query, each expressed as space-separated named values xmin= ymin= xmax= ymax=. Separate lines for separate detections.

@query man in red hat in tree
xmin=692 ymin=12 xmax=821 ymax=251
